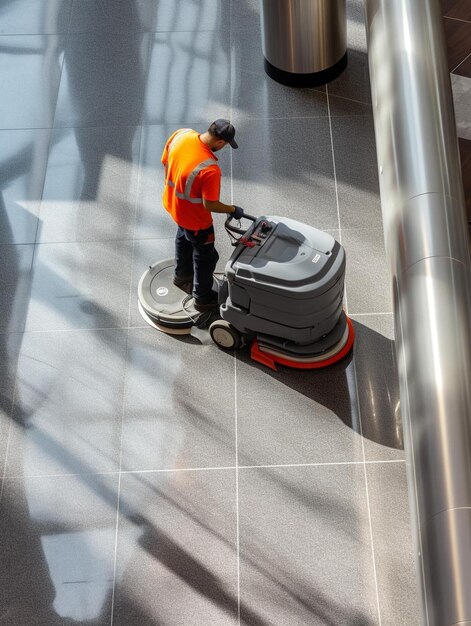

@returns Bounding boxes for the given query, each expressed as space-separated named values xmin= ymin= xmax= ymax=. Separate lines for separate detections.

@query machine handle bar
xmin=225 ymin=212 xmax=257 ymax=235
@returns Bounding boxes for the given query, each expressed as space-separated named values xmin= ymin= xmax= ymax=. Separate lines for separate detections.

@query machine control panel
xmin=240 ymin=220 xmax=273 ymax=247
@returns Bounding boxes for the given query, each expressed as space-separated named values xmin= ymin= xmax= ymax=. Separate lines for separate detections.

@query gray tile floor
xmin=0 ymin=1 xmax=421 ymax=624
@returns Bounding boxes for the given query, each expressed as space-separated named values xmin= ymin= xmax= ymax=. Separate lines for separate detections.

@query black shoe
xmin=173 ymin=275 xmax=193 ymax=294
xmin=194 ymin=291 xmax=219 ymax=312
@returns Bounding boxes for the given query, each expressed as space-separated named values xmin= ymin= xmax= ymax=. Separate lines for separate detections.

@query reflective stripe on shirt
xmin=167 ymin=158 xmax=218 ymax=204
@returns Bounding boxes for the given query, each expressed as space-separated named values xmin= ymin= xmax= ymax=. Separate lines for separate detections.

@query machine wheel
xmin=209 ymin=320 xmax=241 ymax=350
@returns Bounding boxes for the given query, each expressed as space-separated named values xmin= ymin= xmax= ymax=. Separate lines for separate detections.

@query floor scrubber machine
xmin=138 ymin=214 xmax=354 ymax=370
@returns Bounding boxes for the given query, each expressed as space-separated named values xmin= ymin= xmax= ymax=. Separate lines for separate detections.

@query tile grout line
xmin=20 ymin=237 xmax=173 ymax=246
xmin=24 ymin=7 xmax=72 ymax=335
xmin=235 ymin=354 xmax=241 ymax=626
xmin=109 ymin=326 xmax=133 ymax=625
xmin=230 ymin=113 xmax=372 ymax=121
xmin=229 ymin=78 xmax=370 ymax=109
xmin=444 ymin=15 xmax=471 ymax=25
xmin=125 ymin=124 xmax=145 ymax=329
xmin=109 ymin=53 xmax=150 ymax=623
xmin=396 ymin=304 xmax=430 ymax=626
xmin=110 ymin=464 xmax=123 ymax=626
xmin=0 ymin=314 xmax=394 ymax=336
xmin=34 ymin=8 xmax=70 ymax=245
xmin=0 ymin=0 xmax=74 ymax=503
xmin=1 ymin=220 xmax=390 ymax=249
xmin=0 ymin=326 xmax=154 ymax=336
xmin=111 ymin=127 xmax=145 ymax=625
xmin=229 ymin=13 xmax=241 ymax=622
xmin=0 ymin=104 xmax=372 ymax=135
xmin=67 ymin=0 xmax=75 ymax=34
xmin=352 ymin=356 xmax=382 ymax=625
xmin=240 ymin=459 xmax=406 ymax=468
xmin=326 ymin=84 xmax=349 ymax=314
xmin=326 ymin=85 xmax=341 ymax=239
xmin=2 ymin=459 xmax=407 ymax=481
xmin=26 ymin=118 xmax=59 ymax=333
xmin=349 ymin=312 xmax=393 ymax=317
xmin=451 ymin=51 xmax=471 ymax=75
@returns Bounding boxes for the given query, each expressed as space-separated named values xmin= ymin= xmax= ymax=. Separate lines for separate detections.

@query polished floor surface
xmin=0 ymin=1 xmax=421 ymax=624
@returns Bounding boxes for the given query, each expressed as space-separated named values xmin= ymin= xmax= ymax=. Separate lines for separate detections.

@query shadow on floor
xmin=236 ymin=318 xmax=403 ymax=451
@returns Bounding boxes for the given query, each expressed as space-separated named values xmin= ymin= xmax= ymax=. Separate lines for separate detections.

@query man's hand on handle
xmin=231 ymin=206 xmax=244 ymax=220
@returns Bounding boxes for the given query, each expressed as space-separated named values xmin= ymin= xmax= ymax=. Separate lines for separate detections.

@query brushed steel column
xmin=260 ymin=0 xmax=347 ymax=86
xmin=364 ymin=0 xmax=471 ymax=624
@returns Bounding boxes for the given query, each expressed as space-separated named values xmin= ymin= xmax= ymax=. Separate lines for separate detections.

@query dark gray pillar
xmin=260 ymin=0 xmax=347 ymax=87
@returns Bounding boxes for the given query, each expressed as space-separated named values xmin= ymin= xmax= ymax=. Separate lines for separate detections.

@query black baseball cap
xmin=210 ymin=119 xmax=238 ymax=149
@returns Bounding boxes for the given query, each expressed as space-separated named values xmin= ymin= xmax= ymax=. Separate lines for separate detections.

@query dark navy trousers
xmin=174 ymin=225 xmax=219 ymax=302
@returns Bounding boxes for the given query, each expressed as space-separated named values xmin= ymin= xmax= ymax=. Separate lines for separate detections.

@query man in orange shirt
xmin=162 ymin=119 xmax=244 ymax=311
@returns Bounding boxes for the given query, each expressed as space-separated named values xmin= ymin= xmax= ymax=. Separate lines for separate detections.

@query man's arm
xmin=203 ymin=199 xmax=236 ymax=214
xmin=201 ymin=167 xmax=239 ymax=215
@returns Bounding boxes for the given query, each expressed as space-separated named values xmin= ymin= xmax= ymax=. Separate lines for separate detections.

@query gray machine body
xmin=221 ymin=216 xmax=346 ymax=348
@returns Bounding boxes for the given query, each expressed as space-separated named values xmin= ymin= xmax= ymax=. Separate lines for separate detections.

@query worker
xmin=161 ymin=120 xmax=244 ymax=311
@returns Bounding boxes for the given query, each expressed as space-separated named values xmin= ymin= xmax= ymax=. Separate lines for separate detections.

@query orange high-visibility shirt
xmin=161 ymin=129 xmax=221 ymax=230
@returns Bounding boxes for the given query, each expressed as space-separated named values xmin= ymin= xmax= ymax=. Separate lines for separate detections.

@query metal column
xmin=364 ymin=0 xmax=471 ymax=624
xmin=260 ymin=0 xmax=347 ymax=87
